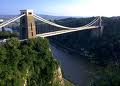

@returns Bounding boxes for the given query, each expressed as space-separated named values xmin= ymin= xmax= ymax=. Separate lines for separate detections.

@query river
xmin=50 ymin=44 xmax=91 ymax=86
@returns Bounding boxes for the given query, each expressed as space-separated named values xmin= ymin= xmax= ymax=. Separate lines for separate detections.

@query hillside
xmin=0 ymin=37 xmax=64 ymax=86
xmin=49 ymin=17 xmax=120 ymax=86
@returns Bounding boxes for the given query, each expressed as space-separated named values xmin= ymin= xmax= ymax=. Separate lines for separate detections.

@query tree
xmin=0 ymin=37 xmax=59 ymax=86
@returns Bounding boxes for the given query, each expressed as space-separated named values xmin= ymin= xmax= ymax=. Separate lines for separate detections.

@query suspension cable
xmin=33 ymin=14 xmax=99 ymax=30
xmin=84 ymin=17 xmax=100 ymax=27
xmin=0 ymin=14 xmax=25 ymax=28
xmin=33 ymin=14 xmax=71 ymax=29
xmin=0 ymin=16 xmax=20 ymax=26
xmin=85 ymin=17 xmax=100 ymax=27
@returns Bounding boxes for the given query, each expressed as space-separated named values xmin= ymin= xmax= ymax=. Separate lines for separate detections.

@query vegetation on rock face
xmin=0 ymin=37 xmax=60 ymax=86
xmin=88 ymin=35 xmax=120 ymax=86
xmin=89 ymin=64 xmax=120 ymax=86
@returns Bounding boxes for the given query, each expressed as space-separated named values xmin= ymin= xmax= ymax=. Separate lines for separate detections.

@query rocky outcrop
xmin=53 ymin=65 xmax=64 ymax=86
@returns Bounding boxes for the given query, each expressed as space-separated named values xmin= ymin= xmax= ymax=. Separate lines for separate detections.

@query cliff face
xmin=53 ymin=65 xmax=64 ymax=86
xmin=91 ymin=28 xmax=101 ymax=38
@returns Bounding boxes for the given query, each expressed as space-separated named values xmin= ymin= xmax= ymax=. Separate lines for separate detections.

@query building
xmin=0 ymin=19 xmax=3 ymax=23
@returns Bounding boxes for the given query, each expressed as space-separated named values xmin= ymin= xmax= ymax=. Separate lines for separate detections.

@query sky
xmin=0 ymin=0 xmax=120 ymax=17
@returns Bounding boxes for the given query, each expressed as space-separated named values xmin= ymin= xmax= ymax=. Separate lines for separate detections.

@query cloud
xmin=49 ymin=0 xmax=120 ymax=16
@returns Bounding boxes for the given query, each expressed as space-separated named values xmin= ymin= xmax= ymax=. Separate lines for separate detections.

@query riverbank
xmin=64 ymin=79 xmax=74 ymax=86
xmin=50 ymin=40 xmax=86 ymax=57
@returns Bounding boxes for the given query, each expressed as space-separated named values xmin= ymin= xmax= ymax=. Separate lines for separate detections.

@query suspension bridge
xmin=0 ymin=9 xmax=103 ymax=40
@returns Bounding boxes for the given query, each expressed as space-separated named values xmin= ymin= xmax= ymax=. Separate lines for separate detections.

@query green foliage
xmin=89 ymin=35 xmax=120 ymax=66
xmin=90 ymin=64 xmax=120 ymax=86
xmin=0 ymin=37 xmax=59 ymax=86
xmin=88 ymin=35 xmax=120 ymax=86
xmin=0 ymin=31 xmax=19 ymax=39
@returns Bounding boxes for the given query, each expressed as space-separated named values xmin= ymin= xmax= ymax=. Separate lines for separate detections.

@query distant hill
xmin=0 ymin=15 xmax=16 ymax=20
xmin=39 ymin=14 xmax=70 ymax=20
xmin=0 ymin=14 xmax=71 ymax=20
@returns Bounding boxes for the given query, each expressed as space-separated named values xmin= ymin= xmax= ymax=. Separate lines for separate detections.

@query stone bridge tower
xmin=20 ymin=9 xmax=36 ymax=39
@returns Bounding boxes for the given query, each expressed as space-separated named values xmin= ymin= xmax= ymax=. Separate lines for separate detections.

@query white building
xmin=0 ymin=19 xmax=3 ymax=23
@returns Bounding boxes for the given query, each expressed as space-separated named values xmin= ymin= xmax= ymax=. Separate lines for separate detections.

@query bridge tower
xmin=0 ymin=19 xmax=5 ymax=32
xmin=20 ymin=9 xmax=36 ymax=39
xmin=91 ymin=16 xmax=103 ymax=38
xmin=99 ymin=16 xmax=103 ymax=37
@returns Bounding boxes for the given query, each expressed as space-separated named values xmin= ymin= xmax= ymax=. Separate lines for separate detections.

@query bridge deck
xmin=36 ymin=26 xmax=99 ymax=37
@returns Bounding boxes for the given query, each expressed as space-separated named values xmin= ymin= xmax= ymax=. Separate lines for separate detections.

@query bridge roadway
xmin=0 ymin=26 xmax=98 ymax=43
xmin=36 ymin=26 xmax=99 ymax=38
